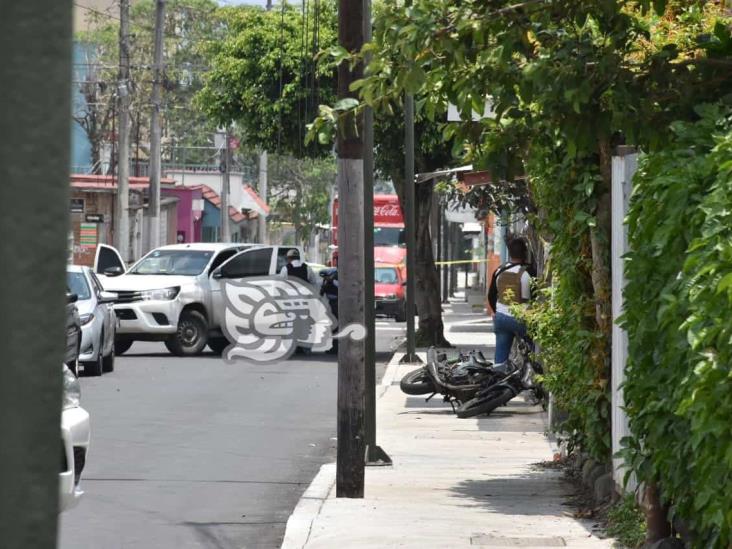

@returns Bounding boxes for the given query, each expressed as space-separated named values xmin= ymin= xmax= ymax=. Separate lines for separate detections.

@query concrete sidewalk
xmin=281 ymin=297 xmax=613 ymax=548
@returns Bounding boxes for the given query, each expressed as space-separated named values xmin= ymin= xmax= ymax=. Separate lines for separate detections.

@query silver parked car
xmin=66 ymin=265 xmax=118 ymax=376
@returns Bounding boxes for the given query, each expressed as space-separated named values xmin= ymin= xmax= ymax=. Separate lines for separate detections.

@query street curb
xmin=380 ymin=350 xmax=404 ymax=387
xmin=280 ymin=347 xmax=407 ymax=549
xmin=280 ymin=463 xmax=336 ymax=549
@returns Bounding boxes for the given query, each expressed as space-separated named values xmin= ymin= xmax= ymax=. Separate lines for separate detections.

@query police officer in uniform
xmin=279 ymin=249 xmax=318 ymax=286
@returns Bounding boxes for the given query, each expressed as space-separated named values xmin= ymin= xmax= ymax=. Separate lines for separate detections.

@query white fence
xmin=611 ymin=147 xmax=637 ymax=492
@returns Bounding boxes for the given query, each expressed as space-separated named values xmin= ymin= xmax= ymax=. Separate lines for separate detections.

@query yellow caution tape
xmin=386 ymin=258 xmax=494 ymax=267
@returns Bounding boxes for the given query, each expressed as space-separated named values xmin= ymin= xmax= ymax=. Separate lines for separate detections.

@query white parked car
xmin=96 ymin=243 xmax=305 ymax=357
xmin=66 ymin=265 xmax=118 ymax=376
xmin=60 ymin=364 xmax=90 ymax=512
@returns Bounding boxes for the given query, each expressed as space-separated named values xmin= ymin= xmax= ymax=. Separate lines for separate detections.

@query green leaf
xmin=333 ymin=98 xmax=359 ymax=111
xmin=716 ymin=273 xmax=732 ymax=294
xmin=403 ymin=66 xmax=426 ymax=94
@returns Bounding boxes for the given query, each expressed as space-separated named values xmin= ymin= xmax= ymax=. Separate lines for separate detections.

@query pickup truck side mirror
xmin=99 ymin=291 xmax=118 ymax=304
xmin=104 ymin=266 xmax=124 ymax=277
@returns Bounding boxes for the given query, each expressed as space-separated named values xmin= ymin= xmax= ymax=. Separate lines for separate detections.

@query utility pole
xmin=221 ymin=129 xmax=232 ymax=242
xmin=402 ymin=0 xmax=418 ymax=362
xmin=442 ymin=203 xmax=449 ymax=303
xmin=1 ymin=1 xmax=70 ymax=546
xmin=336 ymin=0 xmax=366 ymax=498
xmin=362 ymin=0 xmax=390 ymax=466
xmin=115 ymin=0 xmax=131 ymax=263
xmin=260 ymin=0 xmax=273 ymax=244
xmin=148 ymin=0 xmax=166 ymax=250
xmin=258 ymin=150 xmax=268 ymax=243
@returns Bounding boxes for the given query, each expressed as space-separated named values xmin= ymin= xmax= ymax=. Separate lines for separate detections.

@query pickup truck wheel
xmin=166 ymin=310 xmax=208 ymax=356
xmin=102 ymin=340 xmax=115 ymax=373
xmin=115 ymin=337 xmax=133 ymax=356
xmin=394 ymin=303 xmax=407 ymax=323
xmin=83 ymin=345 xmax=103 ymax=377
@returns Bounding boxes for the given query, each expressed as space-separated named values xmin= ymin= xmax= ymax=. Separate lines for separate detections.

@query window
xmin=67 ymin=272 xmax=91 ymax=300
xmin=375 ymin=267 xmax=398 ymax=284
xmin=208 ymin=248 xmax=239 ymax=274
xmin=96 ymin=245 xmax=124 ymax=274
xmin=220 ymin=248 xmax=272 ymax=278
xmin=70 ymin=198 xmax=85 ymax=213
xmin=373 ymin=227 xmax=405 ymax=247
xmin=129 ymin=250 xmax=214 ymax=276
xmin=277 ymin=248 xmax=292 ymax=272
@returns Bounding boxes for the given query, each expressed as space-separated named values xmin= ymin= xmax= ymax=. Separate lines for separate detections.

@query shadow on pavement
xmin=449 ymin=471 xmax=574 ymax=517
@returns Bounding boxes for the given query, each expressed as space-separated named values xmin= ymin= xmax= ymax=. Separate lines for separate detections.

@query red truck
xmin=331 ymin=194 xmax=406 ymax=266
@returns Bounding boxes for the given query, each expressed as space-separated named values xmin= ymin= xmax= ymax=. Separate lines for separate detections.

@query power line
xmin=74 ymin=1 xmax=121 ymax=22
xmin=72 ymin=62 xmax=211 ymax=72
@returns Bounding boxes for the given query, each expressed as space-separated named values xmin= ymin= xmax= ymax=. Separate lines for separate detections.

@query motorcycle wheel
xmin=456 ymin=387 xmax=514 ymax=419
xmin=399 ymin=368 xmax=435 ymax=395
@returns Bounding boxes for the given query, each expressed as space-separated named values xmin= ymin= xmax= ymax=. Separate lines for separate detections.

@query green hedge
xmin=622 ymin=103 xmax=732 ymax=547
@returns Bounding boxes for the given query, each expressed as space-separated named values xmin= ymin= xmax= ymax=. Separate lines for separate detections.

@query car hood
xmin=102 ymin=274 xmax=194 ymax=292
xmin=74 ymin=299 xmax=95 ymax=315
xmin=374 ymin=247 xmax=406 ymax=264
xmin=375 ymin=282 xmax=402 ymax=297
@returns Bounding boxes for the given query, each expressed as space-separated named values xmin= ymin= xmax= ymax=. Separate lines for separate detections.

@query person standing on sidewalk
xmin=487 ymin=237 xmax=532 ymax=364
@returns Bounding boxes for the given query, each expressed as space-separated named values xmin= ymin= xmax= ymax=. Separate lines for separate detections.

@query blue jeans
xmin=494 ymin=312 xmax=527 ymax=364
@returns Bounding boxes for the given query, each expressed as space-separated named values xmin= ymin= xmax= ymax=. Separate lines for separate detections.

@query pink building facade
xmin=162 ymin=186 xmax=203 ymax=244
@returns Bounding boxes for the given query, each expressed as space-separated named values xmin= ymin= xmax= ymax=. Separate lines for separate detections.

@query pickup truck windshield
xmin=129 ymin=250 xmax=213 ymax=276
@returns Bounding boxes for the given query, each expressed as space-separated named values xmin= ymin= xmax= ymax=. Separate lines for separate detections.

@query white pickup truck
xmin=95 ymin=243 xmax=305 ymax=356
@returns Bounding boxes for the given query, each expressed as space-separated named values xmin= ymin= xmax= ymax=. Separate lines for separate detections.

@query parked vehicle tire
xmin=456 ymin=387 xmax=513 ymax=419
xmin=207 ymin=336 xmax=229 ymax=355
xmin=394 ymin=304 xmax=407 ymax=323
xmin=400 ymin=368 xmax=435 ymax=395
xmin=115 ymin=337 xmax=133 ymax=356
xmin=83 ymin=345 xmax=103 ymax=377
xmin=165 ymin=310 xmax=208 ymax=356
xmin=102 ymin=340 xmax=115 ymax=373
xmin=67 ymin=358 xmax=78 ymax=377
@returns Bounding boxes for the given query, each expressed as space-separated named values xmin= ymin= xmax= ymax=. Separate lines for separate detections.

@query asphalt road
xmin=59 ymin=321 xmax=404 ymax=549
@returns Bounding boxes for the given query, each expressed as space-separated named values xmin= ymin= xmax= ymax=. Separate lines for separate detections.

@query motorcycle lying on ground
xmin=400 ymin=349 xmax=504 ymax=410
xmin=455 ymin=336 xmax=544 ymax=418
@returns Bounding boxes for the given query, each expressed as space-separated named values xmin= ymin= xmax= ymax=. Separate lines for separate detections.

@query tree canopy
xmin=197 ymin=2 xmax=338 ymax=158
xmin=74 ymin=0 xmax=221 ymax=171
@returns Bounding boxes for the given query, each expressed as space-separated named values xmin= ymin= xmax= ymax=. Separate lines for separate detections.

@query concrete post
xmin=148 ymin=0 xmax=166 ymax=250
xmin=0 ymin=2 xmax=71 ymax=546
xmin=115 ymin=0 xmax=131 ymax=263
xmin=611 ymin=147 xmax=637 ymax=492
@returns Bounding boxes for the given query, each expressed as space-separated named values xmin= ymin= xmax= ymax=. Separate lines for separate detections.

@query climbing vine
xmin=622 ymin=103 xmax=732 ymax=546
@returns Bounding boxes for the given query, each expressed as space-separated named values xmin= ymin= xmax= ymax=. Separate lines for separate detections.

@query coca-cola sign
xmin=332 ymin=195 xmax=403 ymax=245
xmin=373 ymin=203 xmax=401 ymax=220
